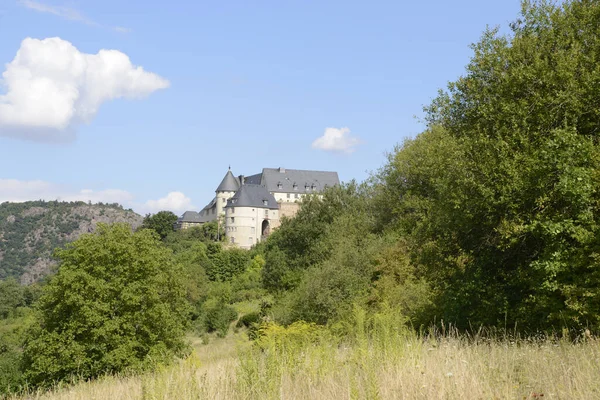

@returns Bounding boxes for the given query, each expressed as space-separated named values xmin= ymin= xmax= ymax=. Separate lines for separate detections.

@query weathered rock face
xmin=0 ymin=201 xmax=143 ymax=284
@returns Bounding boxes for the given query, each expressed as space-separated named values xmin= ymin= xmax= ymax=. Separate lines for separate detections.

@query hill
xmin=0 ymin=201 xmax=143 ymax=284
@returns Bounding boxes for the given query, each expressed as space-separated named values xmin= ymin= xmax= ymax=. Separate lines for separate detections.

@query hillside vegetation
xmin=0 ymin=201 xmax=142 ymax=283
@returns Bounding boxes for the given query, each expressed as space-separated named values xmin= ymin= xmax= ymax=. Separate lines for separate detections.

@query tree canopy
xmin=378 ymin=0 xmax=600 ymax=330
xmin=140 ymin=210 xmax=179 ymax=240
xmin=21 ymin=224 xmax=190 ymax=386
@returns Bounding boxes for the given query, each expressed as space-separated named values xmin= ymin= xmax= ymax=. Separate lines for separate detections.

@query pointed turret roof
xmin=216 ymin=168 xmax=240 ymax=192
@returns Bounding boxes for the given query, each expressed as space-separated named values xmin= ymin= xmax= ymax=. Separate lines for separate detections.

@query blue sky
xmin=0 ymin=0 xmax=522 ymax=214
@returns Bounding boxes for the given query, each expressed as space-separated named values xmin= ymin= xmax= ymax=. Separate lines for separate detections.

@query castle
xmin=176 ymin=167 xmax=340 ymax=249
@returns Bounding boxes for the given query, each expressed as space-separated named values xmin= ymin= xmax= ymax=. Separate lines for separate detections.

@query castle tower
xmin=215 ymin=167 xmax=240 ymax=216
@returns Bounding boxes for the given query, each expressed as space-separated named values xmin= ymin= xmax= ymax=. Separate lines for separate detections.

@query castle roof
xmin=178 ymin=210 xmax=211 ymax=223
xmin=216 ymin=169 xmax=240 ymax=192
xmin=260 ymin=167 xmax=339 ymax=194
xmin=225 ymin=184 xmax=279 ymax=210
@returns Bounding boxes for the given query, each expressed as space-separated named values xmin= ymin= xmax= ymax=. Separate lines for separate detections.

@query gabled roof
xmin=260 ymin=168 xmax=339 ymax=194
xmin=178 ymin=211 xmax=211 ymax=223
xmin=225 ymin=184 xmax=279 ymax=210
xmin=216 ymin=169 xmax=240 ymax=192
xmin=243 ymin=173 xmax=262 ymax=185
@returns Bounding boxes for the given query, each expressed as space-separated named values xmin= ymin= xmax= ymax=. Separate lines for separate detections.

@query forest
xmin=2 ymin=1 xmax=600 ymax=398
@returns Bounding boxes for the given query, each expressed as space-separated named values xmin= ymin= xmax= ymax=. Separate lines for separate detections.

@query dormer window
xmin=277 ymin=182 xmax=283 ymax=189
xmin=311 ymin=184 xmax=316 ymax=190
xmin=263 ymin=200 xmax=268 ymax=206
xmin=305 ymin=184 xmax=310 ymax=191
xmin=293 ymin=183 xmax=298 ymax=191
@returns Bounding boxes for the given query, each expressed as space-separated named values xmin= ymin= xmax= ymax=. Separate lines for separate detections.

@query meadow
xmin=12 ymin=318 xmax=600 ymax=400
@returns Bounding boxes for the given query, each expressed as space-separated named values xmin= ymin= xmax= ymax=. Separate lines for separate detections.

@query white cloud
xmin=141 ymin=192 xmax=196 ymax=215
xmin=312 ymin=127 xmax=361 ymax=154
xmin=18 ymin=0 xmax=130 ymax=33
xmin=0 ymin=179 xmax=195 ymax=215
xmin=0 ymin=37 xmax=168 ymax=141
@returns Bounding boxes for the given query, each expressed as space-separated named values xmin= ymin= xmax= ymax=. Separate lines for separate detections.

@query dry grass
xmin=11 ymin=330 xmax=600 ymax=400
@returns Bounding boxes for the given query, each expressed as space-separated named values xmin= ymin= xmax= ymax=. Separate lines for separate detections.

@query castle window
xmin=231 ymin=237 xmax=235 ymax=244
xmin=294 ymin=194 xmax=299 ymax=199
xmin=231 ymin=217 xmax=235 ymax=223
xmin=251 ymin=227 xmax=255 ymax=234
xmin=231 ymin=207 xmax=235 ymax=214
xmin=287 ymin=193 xmax=290 ymax=199
xmin=249 ymin=237 xmax=253 ymax=243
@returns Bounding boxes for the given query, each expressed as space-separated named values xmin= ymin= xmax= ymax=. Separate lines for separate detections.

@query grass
xmin=9 ymin=319 xmax=600 ymax=399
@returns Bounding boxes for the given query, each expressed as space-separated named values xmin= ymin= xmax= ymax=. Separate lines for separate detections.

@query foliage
xmin=262 ymin=182 xmax=372 ymax=293
xmin=0 ymin=279 xmax=25 ymax=320
xmin=140 ymin=211 xmax=178 ymax=240
xmin=202 ymin=299 xmax=238 ymax=337
xmin=163 ymin=221 xmax=224 ymax=245
xmin=205 ymin=245 xmax=251 ymax=282
xmin=21 ymin=224 xmax=191 ymax=387
xmin=375 ymin=0 xmax=600 ymax=331
xmin=236 ymin=312 xmax=261 ymax=329
xmin=0 ymin=313 xmax=33 ymax=395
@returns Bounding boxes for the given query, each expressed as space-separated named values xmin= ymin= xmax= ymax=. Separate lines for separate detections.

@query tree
xmin=379 ymin=0 xmax=600 ymax=331
xmin=0 ymin=278 xmax=24 ymax=319
xmin=22 ymin=223 xmax=191 ymax=386
xmin=140 ymin=210 xmax=178 ymax=240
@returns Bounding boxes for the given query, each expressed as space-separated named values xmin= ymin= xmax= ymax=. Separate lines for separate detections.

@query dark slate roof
xmin=178 ymin=211 xmax=211 ymax=223
xmin=200 ymin=197 xmax=216 ymax=213
xmin=243 ymin=173 xmax=262 ymax=185
xmin=225 ymin=184 xmax=279 ymax=210
xmin=216 ymin=169 xmax=240 ymax=192
xmin=260 ymin=168 xmax=339 ymax=194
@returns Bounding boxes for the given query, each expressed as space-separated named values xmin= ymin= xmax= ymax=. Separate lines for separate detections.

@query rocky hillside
xmin=0 ymin=201 xmax=143 ymax=284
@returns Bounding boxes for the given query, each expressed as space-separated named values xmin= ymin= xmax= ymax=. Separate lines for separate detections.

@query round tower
xmin=215 ymin=167 xmax=240 ymax=216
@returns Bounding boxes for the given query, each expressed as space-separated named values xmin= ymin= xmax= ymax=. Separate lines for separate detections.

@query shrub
xmin=203 ymin=300 xmax=238 ymax=337
xmin=236 ymin=312 xmax=261 ymax=329
xmin=21 ymin=224 xmax=191 ymax=387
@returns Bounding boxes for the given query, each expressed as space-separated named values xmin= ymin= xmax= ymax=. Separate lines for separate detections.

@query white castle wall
xmin=225 ymin=206 xmax=279 ymax=249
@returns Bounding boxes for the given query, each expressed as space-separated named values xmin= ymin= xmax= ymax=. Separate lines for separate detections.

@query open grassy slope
xmin=11 ymin=329 xmax=600 ymax=400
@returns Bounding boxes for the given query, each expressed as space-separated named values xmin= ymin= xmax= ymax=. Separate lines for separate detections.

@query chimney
xmin=279 ymin=167 xmax=286 ymax=173
xmin=238 ymin=175 xmax=245 ymax=185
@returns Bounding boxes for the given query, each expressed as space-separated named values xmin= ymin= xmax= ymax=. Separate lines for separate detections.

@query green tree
xmin=378 ymin=0 xmax=600 ymax=330
xmin=140 ymin=210 xmax=178 ymax=240
xmin=22 ymin=223 xmax=191 ymax=387
xmin=0 ymin=278 xmax=24 ymax=319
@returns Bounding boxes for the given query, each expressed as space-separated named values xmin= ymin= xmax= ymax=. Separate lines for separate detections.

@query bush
xmin=203 ymin=300 xmax=238 ymax=337
xmin=21 ymin=224 xmax=191 ymax=387
xmin=236 ymin=312 xmax=261 ymax=329
xmin=0 ymin=335 xmax=23 ymax=394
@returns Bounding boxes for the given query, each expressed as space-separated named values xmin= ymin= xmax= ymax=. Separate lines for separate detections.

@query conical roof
xmin=216 ymin=169 xmax=240 ymax=192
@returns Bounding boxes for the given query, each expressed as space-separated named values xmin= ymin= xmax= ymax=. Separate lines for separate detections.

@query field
xmin=11 ymin=325 xmax=600 ymax=400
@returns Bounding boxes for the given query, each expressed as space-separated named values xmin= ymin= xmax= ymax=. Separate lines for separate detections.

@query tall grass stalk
xmin=10 ymin=316 xmax=600 ymax=400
